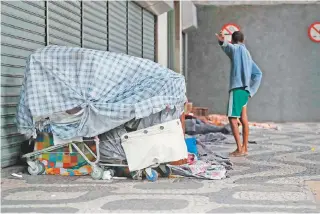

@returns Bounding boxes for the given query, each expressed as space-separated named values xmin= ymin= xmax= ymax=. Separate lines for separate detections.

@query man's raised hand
xmin=215 ymin=31 xmax=224 ymax=42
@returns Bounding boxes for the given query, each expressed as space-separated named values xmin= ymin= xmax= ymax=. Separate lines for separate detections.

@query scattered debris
xmin=102 ymin=170 xmax=113 ymax=180
xmin=249 ymin=141 xmax=257 ymax=144
xmin=11 ymin=173 xmax=23 ymax=179
xmin=112 ymin=177 xmax=128 ymax=180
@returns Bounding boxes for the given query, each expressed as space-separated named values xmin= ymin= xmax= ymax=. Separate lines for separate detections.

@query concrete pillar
xmin=174 ymin=1 xmax=182 ymax=73
xmin=156 ymin=13 xmax=168 ymax=67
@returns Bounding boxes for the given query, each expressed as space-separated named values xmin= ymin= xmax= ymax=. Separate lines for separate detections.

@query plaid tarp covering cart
xmin=17 ymin=45 xmax=186 ymax=140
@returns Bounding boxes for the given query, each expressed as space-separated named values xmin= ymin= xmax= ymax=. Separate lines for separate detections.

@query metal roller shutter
xmin=48 ymin=1 xmax=81 ymax=47
xmin=142 ymin=9 xmax=155 ymax=61
xmin=1 ymin=1 xmax=157 ymax=168
xmin=1 ymin=1 xmax=46 ymax=167
xmin=83 ymin=1 xmax=108 ymax=50
xmin=128 ymin=2 xmax=142 ymax=57
xmin=108 ymin=1 xmax=127 ymax=54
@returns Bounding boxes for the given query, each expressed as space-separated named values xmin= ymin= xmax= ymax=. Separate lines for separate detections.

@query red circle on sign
xmin=221 ymin=23 xmax=241 ymax=32
xmin=308 ymin=21 xmax=320 ymax=43
xmin=221 ymin=23 xmax=241 ymax=43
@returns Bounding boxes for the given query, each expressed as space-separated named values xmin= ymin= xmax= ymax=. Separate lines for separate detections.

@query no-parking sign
xmin=308 ymin=22 xmax=320 ymax=43
xmin=221 ymin=23 xmax=240 ymax=43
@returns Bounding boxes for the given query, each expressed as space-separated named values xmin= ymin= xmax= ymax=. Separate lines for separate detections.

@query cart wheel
xmin=90 ymin=167 xmax=104 ymax=180
xmin=27 ymin=163 xmax=42 ymax=176
xmin=38 ymin=162 xmax=46 ymax=175
xmin=158 ymin=165 xmax=172 ymax=177
xmin=145 ymin=168 xmax=158 ymax=182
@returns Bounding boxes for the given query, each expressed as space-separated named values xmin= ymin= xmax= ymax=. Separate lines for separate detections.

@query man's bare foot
xmin=242 ymin=147 xmax=248 ymax=155
xmin=229 ymin=149 xmax=245 ymax=157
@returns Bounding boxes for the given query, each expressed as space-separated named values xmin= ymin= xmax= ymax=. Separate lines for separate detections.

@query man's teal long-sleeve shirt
xmin=219 ymin=40 xmax=262 ymax=97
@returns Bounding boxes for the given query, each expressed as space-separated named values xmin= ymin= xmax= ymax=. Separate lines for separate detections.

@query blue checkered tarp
xmin=16 ymin=46 xmax=186 ymax=139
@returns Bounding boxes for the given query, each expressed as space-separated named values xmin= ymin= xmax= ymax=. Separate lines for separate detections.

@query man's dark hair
xmin=231 ymin=31 xmax=244 ymax=43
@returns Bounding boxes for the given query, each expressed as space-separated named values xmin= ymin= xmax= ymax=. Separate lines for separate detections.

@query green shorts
xmin=227 ymin=88 xmax=249 ymax=118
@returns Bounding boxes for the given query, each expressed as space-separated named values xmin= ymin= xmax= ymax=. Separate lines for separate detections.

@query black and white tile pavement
xmin=1 ymin=123 xmax=320 ymax=213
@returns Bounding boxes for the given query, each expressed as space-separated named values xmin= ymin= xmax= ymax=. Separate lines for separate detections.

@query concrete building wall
xmin=182 ymin=1 xmax=198 ymax=32
xmin=187 ymin=4 xmax=320 ymax=122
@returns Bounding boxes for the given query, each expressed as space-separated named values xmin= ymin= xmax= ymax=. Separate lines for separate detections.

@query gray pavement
xmin=1 ymin=123 xmax=320 ymax=213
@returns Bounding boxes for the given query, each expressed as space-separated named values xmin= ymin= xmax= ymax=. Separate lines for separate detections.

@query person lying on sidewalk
xmin=215 ymin=31 xmax=262 ymax=157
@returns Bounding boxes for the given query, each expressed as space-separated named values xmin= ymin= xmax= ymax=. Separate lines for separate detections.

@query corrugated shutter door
xmin=1 ymin=1 xmax=156 ymax=168
xmin=128 ymin=2 xmax=142 ymax=57
xmin=83 ymin=1 xmax=107 ymax=50
xmin=48 ymin=1 xmax=81 ymax=47
xmin=142 ymin=9 xmax=155 ymax=61
xmin=1 ymin=1 xmax=46 ymax=167
xmin=108 ymin=1 xmax=127 ymax=54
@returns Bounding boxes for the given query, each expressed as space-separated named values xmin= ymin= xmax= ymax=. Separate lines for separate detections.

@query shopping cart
xmin=23 ymin=137 xmax=173 ymax=181
xmin=22 ymin=135 xmax=99 ymax=176
xmin=22 ymin=120 xmax=183 ymax=181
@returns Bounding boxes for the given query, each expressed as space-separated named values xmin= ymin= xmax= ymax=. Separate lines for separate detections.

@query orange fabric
xmin=170 ymin=159 xmax=188 ymax=165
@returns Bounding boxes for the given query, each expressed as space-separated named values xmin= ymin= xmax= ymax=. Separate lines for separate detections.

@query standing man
xmin=216 ymin=31 xmax=262 ymax=156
